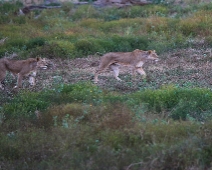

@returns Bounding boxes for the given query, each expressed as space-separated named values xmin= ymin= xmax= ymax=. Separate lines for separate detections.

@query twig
xmin=0 ymin=37 xmax=7 ymax=45
xmin=126 ymin=161 xmax=143 ymax=170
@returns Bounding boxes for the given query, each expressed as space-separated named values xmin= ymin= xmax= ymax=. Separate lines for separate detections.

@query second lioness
xmin=0 ymin=57 xmax=48 ymax=89
xmin=94 ymin=49 xmax=159 ymax=83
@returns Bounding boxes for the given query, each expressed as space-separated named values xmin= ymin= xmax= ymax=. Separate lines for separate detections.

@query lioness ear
xmin=132 ymin=49 xmax=138 ymax=54
xmin=133 ymin=49 xmax=140 ymax=52
xmin=36 ymin=57 xmax=41 ymax=62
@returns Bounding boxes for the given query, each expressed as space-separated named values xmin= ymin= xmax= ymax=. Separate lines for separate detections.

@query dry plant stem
xmin=0 ymin=37 xmax=7 ymax=45
xmin=126 ymin=161 xmax=143 ymax=170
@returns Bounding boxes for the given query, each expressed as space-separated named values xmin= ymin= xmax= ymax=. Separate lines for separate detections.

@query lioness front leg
xmin=14 ymin=73 xmax=23 ymax=89
xmin=28 ymin=71 xmax=36 ymax=86
xmin=94 ymin=70 xmax=101 ymax=83
xmin=0 ymin=83 xmax=4 ymax=90
xmin=0 ymin=71 xmax=6 ymax=90
xmin=29 ymin=76 xmax=35 ymax=86
xmin=110 ymin=64 xmax=122 ymax=81
xmin=136 ymin=67 xmax=146 ymax=79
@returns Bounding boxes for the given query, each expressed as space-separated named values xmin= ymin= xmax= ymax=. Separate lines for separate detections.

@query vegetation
xmin=1 ymin=0 xmax=212 ymax=169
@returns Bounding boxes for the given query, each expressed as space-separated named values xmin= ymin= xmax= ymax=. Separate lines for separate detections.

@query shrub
xmin=111 ymin=36 xmax=149 ymax=51
xmin=60 ymin=82 xmax=104 ymax=104
xmin=0 ymin=38 xmax=26 ymax=57
xmin=26 ymin=37 xmax=45 ymax=50
xmin=0 ymin=15 xmax=10 ymax=24
xmin=28 ymin=43 xmax=69 ymax=58
xmin=79 ymin=18 xmax=102 ymax=29
xmin=53 ymin=40 xmax=76 ymax=58
xmin=99 ymin=18 xmax=138 ymax=32
xmin=178 ymin=11 xmax=212 ymax=37
xmin=0 ymin=1 xmax=23 ymax=14
xmin=100 ymin=7 xmax=122 ymax=21
xmin=128 ymin=86 xmax=212 ymax=121
xmin=2 ymin=91 xmax=51 ymax=120
xmin=69 ymin=5 xmax=99 ymax=21
xmin=147 ymin=34 xmax=187 ymax=53
xmin=6 ymin=38 xmax=26 ymax=48
xmin=12 ymin=15 xmax=27 ymax=24
xmin=74 ymin=36 xmax=149 ymax=56
xmin=99 ymin=5 xmax=168 ymax=21
xmin=130 ymin=5 xmax=168 ymax=18
xmin=205 ymin=36 xmax=212 ymax=47
xmin=61 ymin=2 xmax=75 ymax=13
xmin=74 ymin=39 xmax=100 ymax=56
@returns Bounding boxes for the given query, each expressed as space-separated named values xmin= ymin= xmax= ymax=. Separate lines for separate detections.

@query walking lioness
xmin=94 ymin=49 xmax=159 ymax=83
xmin=0 ymin=57 xmax=48 ymax=89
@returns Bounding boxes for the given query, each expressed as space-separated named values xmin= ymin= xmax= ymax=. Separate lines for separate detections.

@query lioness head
xmin=147 ymin=50 xmax=159 ymax=62
xmin=36 ymin=57 xmax=48 ymax=70
xmin=133 ymin=49 xmax=159 ymax=62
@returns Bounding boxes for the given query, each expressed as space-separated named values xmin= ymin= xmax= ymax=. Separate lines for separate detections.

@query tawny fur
xmin=0 ymin=57 xmax=47 ymax=89
xmin=94 ymin=49 xmax=159 ymax=83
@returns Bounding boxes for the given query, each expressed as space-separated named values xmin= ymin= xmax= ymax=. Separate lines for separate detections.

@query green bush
xmin=3 ymin=91 xmax=51 ymax=119
xmin=26 ymin=37 xmax=45 ymax=50
xmin=100 ymin=7 xmax=122 ymax=21
xmin=147 ymin=32 xmax=187 ymax=53
xmin=28 ymin=43 xmax=69 ymax=58
xmin=69 ymin=5 xmax=99 ymax=21
xmin=81 ymin=5 xmax=168 ymax=21
xmin=60 ymin=83 xmax=104 ymax=104
xmin=6 ymin=38 xmax=26 ymax=48
xmin=205 ymin=36 xmax=212 ymax=47
xmin=0 ymin=2 xmax=24 ymax=24
xmin=0 ymin=38 xmax=26 ymax=57
xmin=111 ymin=36 xmax=149 ymax=51
xmin=53 ymin=40 xmax=76 ymax=57
xmin=12 ymin=15 xmax=27 ymax=24
xmin=0 ymin=1 xmax=23 ymax=14
xmin=128 ymin=86 xmax=212 ymax=121
xmin=74 ymin=36 xmax=149 ymax=56
xmin=74 ymin=39 xmax=100 ymax=56
xmin=0 ymin=15 xmax=10 ymax=24
xmin=3 ymin=84 xmax=212 ymax=122
xmin=130 ymin=5 xmax=168 ymax=18
xmin=2 ymin=83 xmax=103 ymax=120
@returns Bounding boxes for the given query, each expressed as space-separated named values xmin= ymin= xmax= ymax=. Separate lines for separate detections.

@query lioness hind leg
xmin=110 ymin=64 xmax=122 ymax=81
xmin=0 ymin=71 xmax=6 ymax=90
xmin=136 ymin=67 xmax=146 ymax=79
xmin=94 ymin=65 xmax=110 ymax=83
xmin=0 ymin=83 xmax=4 ymax=90
xmin=94 ymin=69 xmax=102 ymax=83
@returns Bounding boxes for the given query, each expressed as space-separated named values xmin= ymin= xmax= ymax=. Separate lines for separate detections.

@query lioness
xmin=94 ymin=49 xmax=159 ymax=83
xmin=0 ymin=57 xmax=47 ymax=89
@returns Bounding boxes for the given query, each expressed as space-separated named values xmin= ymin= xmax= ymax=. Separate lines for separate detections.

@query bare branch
xmin=0 ymin=37 xmax=8 ymax=45
xmin=126 ymin=161 xmax=143 ymax=170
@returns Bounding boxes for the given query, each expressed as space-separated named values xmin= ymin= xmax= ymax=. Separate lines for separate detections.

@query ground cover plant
xmin=1 ymin=0 xmax=212 ymax=169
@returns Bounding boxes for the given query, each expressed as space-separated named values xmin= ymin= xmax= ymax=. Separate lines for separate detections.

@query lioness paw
xmin=116 ymin=77 xmax=122 ymax=81
xmin=0 ymin=84 xmax=4 ymax=90
xmin=29 ymin=77 xmax=36 ymax=86
xmin=142 ymin=75 xmax=147 ymax=79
